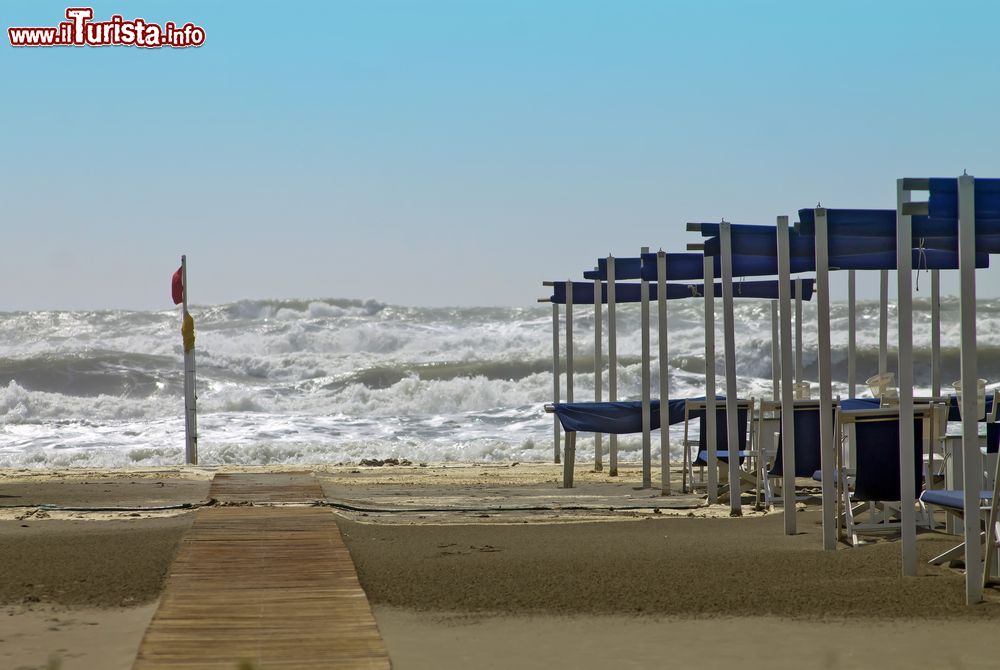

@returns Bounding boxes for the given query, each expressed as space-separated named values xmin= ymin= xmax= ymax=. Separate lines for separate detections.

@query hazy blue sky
xmin=4 ymin=1 xmax=1000 ymax=310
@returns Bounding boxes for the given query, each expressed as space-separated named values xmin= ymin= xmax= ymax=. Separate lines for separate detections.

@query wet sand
xmin=1 ymin=464 xmax=998 ymax=669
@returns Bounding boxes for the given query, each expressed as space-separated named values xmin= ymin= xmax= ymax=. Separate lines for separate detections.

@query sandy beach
xmin=2 ymin=464 xmax=999 ymax=669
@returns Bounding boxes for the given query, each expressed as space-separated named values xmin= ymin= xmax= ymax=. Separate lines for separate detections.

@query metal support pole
xmin=608 ymin=257 xmax=618 ymax=476
xmin=593 ymin=273 xmax=603 ymax=472
xmin=795 ymin=278 xmax=803 ymax=385
xmin=770 ymin=301 xmax=779 ymax=401
xmin=931 ymin=270 xmax=941 ymax=398
xmin=720 ymin=223 xmax=742 ymax=516
xmin=848 ymin=270 xmax=857 ymax=399
xmin=777 ymin=217 xmax=797 ymax=534
xmin=552 ymin=302 xmax=561 ymax=464
xmin=896 ymin=179 xmax=917 ymax=577
xmin=563 ymin=432 xmax=576 ymax=488
xmin=565 ymin=281 xmax=574 ymax=476
xmin=657 ymin=251 xmax=670 ymax=495
xmin=565 ymin=280 xmax=574 ymax=406
xmin=879 ymin=270 xmax=889 ymax=377
xmin=958 ymin=174 xmax=983 ymax=604
xmin=815 ymin=209 xmax=836 ymax=550
xmin=640 ymin=249 xmax=652 ymax=489
xmin=181 ymin=255 xmax=198 ymax=466
xmin=703 ymin=255 xmax=718 ymax=503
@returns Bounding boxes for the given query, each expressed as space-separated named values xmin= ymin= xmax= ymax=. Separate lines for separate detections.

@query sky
xmin=4 ymin=0 xmax=1000 ymax=311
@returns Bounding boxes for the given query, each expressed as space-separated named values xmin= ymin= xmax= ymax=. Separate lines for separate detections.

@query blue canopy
xmin=703 ymin=230 xmax=898 ymax=258
xmin=639 ymin=252 xmax=814 ymax=280
xmin=548 ymin=279 xmax=815 ymax=304
xmin=694 ymin=223 xmax=774 ymax=237
xmin=797 ymin=209 xmax=897 ymax=236
xmin=927 ymin=178 xmax=1000 ymax=222
xmin=614 ymin=253 xmax=707 ymax=281
xmin=798 ymin=207 xmax=1000 ymax=237
xmin=551 ymin=399 xmax=690 ymax=433
xmin=584 ymin=257 xmax=642 ymax=281
xmin=696 ymin=239 xmax=988 ymax=271
xmin=709 ymin=217 xmax=1000 ymax=255
xmin=826 ymin=249 xmax=989 ymax=270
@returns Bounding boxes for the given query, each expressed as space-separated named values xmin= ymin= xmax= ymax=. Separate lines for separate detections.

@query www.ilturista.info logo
xmin=8 ymin=7 xmax=205 ymax=48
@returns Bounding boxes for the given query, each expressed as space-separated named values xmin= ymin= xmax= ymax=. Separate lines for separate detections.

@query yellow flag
xmin=182 ymin=311 xmax=195 ymax=353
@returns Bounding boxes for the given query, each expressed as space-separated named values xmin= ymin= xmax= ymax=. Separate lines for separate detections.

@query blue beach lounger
xmin=919 ymin=489 xmax=996 ymax=567
xmin=835 ymin=406 xmax=927 ymax=546
xmin=757 ymin=400 xmax=837 ymax=507
xmin=682 ymin=398 xmax=754 ymax=495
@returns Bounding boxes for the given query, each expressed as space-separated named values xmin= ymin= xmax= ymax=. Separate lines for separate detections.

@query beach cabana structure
xmin=894 ymin=175 xmax=1000 ymax=603
xmin=701 ymin=217 xmax=985 ymax=536
xmin=638 ymin=248 xmax=818 ymax=510
xmin=756 ymin=397 xmax=836 ymax=508
xmin=691 ymin=221 xmax=846 ymax=518
xmin=583 ymin=255 xmax=645 ymax=477
xmin=544 ymin=257 xmax=646 ymax=472
xmin=682 ymin=397 xmax=753 ymax=496
xmin=798 ymin=209 xmax=986 ymax=551
xmin=546 ymin=264 xmax=802 ymax=498
xmin=587 ymin=250 xmax=769 ymax=494
xmin=834 ymin=404 xmax=933 ymax=546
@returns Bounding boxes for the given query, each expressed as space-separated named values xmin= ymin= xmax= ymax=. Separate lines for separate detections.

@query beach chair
xmin=683 ymin=398 xmax=754 ymax=495
xmin=981 ymin=390 xmax=999 ymax=490
xmin=834 ymin=406 xmax=928 ymax=546
xmin=758 ymin=400 xmax=835 ymax=508
xmin=922 ymin=403 xmax=951 ymax=492
xmin=919 ymin=489 xmax=996 ymax=568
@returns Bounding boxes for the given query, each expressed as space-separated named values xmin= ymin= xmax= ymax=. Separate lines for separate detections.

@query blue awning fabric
xmin=551 ymin=399 xmax=689 ymax=433
xmin=584 ymin=257 xmax=643 ymax=281
xmin=551 ymin=396 xmax=742 ymax=435
xmin=694 ymin=223 xmax=775 ymax=237
xmin=852 ymin=416 xmax=924 ymax=502
xmin=798 ymin=203 xmax=1000 ymax=238
xmin=704 ymin=230 xmax=886 ymax=257
xmin=927 ymin=178 xmax=1000 ymax=223
xmin=548 ymin=279 xmax=815 ymax=304
xmin=638 ymin=252 xmax=815 ymax=280
xmin=630 ymin=253 xmax=707 ymax=281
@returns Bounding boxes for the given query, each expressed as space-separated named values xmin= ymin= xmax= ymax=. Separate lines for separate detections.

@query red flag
xmin=171 ymin=266 xmax=184 ymax=305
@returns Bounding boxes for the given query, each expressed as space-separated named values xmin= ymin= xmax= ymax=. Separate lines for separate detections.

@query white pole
xmin=720 ymin=223 xmax=742 ymax=516
xmin=777 ymin=217 xmax=797 ymax=534
xmin=879 ymin=270 xmax=889 ymax=377
xmin=931 ymin=270 xmax=941 ymax=398
xmin=640 ymin=248 xmax=652 ymax=489
xmin=771 ymin=301 xmax=780 ymax=401
xmin=896 ymin=179 xmax=917 ymax=577
xmin=608 ymin=257 xmax=618 ymax=476
xmin=565 ymin=281 xmax=575 ymax=480
xmin=563 ymin=431 xmax=576 ymax=488
xmin=552 ymin=302 xmax=561 ymax=464
xmin=958 ymin=174 xmax=983 ymax=604
xmin=181 ymin=255 xmax=198 ymax=465
xmin=848 ymin=270 xmax=857 ymax=399
xmin=566 ymin=281 xmax=574 ymax=405
xmin=815 ymin=209 xmax=836 ymax=550
xmin=795 ymin=278 xmax=804 ymax=385
xmin=704 ymin=255 xmax=718 ymax=503
xmin=657 ymin=251 xmax=671 ymax=495
xmin=593 ymin=273 xmax=603 ymax=472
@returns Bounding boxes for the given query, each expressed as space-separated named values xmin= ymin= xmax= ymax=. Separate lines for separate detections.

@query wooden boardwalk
xmin=133 ymin=473 xmax=390 ymax=669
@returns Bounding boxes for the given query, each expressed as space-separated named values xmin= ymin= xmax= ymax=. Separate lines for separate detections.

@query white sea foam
xmin=1 ymin=297 xmax=999 ymax=468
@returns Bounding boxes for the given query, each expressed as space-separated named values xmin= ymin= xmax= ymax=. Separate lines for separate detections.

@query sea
xmin=2 ymin=296 xmax=1000 ymax=469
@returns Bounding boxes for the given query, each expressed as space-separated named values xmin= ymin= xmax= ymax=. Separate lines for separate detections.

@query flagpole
xmin=181 ymin=255 xmax=199 ymax=465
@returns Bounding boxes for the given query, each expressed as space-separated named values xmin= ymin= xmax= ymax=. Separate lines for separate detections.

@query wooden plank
xmin=209 ymin=472 xmax=325 ymax=503
xmin=134 ymin=474 xmax=389 ymax=669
